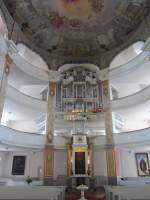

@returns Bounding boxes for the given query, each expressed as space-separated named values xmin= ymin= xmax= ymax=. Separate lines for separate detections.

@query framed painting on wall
xmin=135 ymin=153 xmax=150 ymax=176
xmin=12 ymin=156 xmax=26 ymax=175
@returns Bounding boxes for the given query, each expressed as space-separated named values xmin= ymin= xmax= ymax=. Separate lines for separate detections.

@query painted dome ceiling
xmin=3 ymin=0 xmax=150 ymax=69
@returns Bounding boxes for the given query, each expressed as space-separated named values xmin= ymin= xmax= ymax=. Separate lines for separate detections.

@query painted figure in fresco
xmin=140 ymin=158 xmax=147 ymax=174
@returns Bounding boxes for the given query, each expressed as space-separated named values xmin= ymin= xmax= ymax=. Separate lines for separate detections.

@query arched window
xmin=17 ymin=43 xmax=48 ymax=71
xmin=110 ymin=41 xmax=144 ymax=69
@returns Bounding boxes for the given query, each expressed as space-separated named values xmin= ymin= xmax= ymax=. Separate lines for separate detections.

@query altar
xmin=67 ymin=134 xmax=93 ymax=188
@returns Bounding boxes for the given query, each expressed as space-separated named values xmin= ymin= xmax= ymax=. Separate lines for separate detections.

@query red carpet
xmin=66 ymin=196 xmax=106 ymax=200
xmin=66 ymin=186 xmax=106 ymax=200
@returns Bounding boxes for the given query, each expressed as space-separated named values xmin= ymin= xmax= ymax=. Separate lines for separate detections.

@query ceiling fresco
xmin=31 ymin=0 xmax=105 ymax=35
xmin=3 ymin=0 xmax=150 ymax=69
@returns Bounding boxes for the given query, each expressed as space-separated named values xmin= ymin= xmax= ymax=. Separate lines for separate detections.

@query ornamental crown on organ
xmin=56 ymin=67 xmax=103 ymax=114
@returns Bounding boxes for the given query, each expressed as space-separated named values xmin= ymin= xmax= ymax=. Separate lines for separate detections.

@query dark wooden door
xmin=75 ymin=152 xmax=85 ymax=174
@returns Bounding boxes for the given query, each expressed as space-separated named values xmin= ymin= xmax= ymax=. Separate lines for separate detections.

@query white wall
xmin=2 ymin=146 xmax=150 ymax=181
xmin=54 ymin=150 xmax=67 ymax=179
xmin=8 ymin=120 xmax=39 ymax=133
xmin=119 ymin=147 xmax=150 ymax=178
xmin=0 ymin=152 xmax=6 ymax=176
xmin=53 ymin=136 xmax=66 ymax=147
xmin=119 ymin=148 xmax=137 ymax=178
xmin=1 ymin=150 xmax=43 ymax=179
xmin=93 ymin=148 xmax=107 ymax=176
xmin=0 ymin=149 xmax=67 ymax=180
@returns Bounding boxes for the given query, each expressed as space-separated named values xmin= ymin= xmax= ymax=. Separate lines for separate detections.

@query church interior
xmin=0 ymin=0 xmax=150 ymax=199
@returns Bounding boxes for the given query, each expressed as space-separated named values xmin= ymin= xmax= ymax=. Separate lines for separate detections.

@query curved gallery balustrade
xmin=110 ymin=41 xmax=144 ymax=69
xmin=17 ymin=43 xmax=48 ymax=71
xmin=111 ymin=85 xmax=150 ymax=110
xmin=2 ymin=83 xmax=150 ymax=134
xmin=93 ymin=127 xmax=150 ymax=147
xmin=0 ymin=125 xmax=45 ymax=148
xmin=4 ymin=83 xmax=150 ymax=121
xmin=11 ymin=51 xmax=49 ymax=82
xmin=114 ymin=127 xmax=150 ymax=146
xmin=11 ymin=47 xmax=150 ymax=84
xmin=0 ymin=125 xmax=66 ymax=148
xmin=109 ymin=51 xmax=149 ymax=80
xmin=11 ymin=49 xmax=150 ymax=102
xmin=5 ymin=83 xmax=150 ymax=118
xmin=0 ymin=125 xmax=150 ymax=148
xmin=6 ymin=85 xmax=46 ymax=112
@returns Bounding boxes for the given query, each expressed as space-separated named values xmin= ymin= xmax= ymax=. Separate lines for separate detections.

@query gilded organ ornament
xmin=49 ymin=81 xmax=56 ymax=96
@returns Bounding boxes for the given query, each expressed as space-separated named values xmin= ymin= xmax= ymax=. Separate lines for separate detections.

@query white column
xmin=101 ymin=77 xmax=117 ymax=185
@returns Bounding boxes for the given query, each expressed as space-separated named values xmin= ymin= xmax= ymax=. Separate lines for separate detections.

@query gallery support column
xmin=0 ymin=54 xmax=13 ymax=121
xmin=43 ymin=80 xmax=56 ymax=185
xmin=102 ymin=79 xmax=117 ymax=185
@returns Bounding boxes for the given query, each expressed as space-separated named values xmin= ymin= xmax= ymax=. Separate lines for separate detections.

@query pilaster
xmin=43 ymin=71 xmax=60 ymax=185
xmin=0 ymin=54 xmax=13 ymax=121
xmin=102 ymin=79 xmax=117 ymax=185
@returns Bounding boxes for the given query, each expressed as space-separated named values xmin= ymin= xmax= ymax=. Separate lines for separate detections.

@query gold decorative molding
xmin=46 ymin=130 xmax=53 ymax=144
xmin=102 ymin=80 xmax=109 ymax=97
xmin=5 ymin=54 xmax=13 ymax=66
xmin=49 ymin=81 xmax=56 ymax=96
xmin=43 ymin=147 xmax=54 ymax=177
xmin=88 ymin=143 xmax=93 ymax=176
xmin=4 ymin=65 xmax=10 ymax=76
xmin=4 ymin=54 xmax=13 ymax=76
xmin=67 ymin=144 xmax=72 ymax=176
xmin=106 ymin=147 xmax=117 ymax=184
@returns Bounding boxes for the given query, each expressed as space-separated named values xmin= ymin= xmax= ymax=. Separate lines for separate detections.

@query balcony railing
xmin=0 ymin=125 xmax=45 ymax=148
